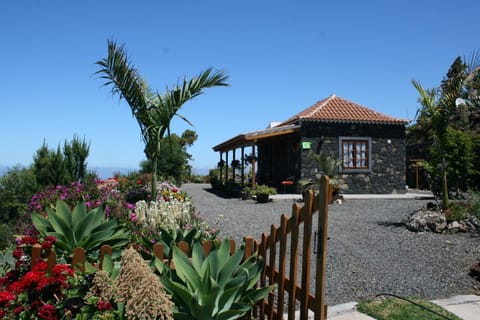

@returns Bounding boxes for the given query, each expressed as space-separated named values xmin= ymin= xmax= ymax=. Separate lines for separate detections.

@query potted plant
xmin=241 ymin=186 xmax=253 ymax=200
xmin=251 ymin=184 xmax=277 ymax=203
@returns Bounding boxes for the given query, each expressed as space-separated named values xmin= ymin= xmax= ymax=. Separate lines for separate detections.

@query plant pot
xmin=256 ymin=193 xmax=270 ymax=203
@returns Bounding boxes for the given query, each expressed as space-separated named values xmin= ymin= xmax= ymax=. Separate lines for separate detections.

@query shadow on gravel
xmin=377 ymin=221 xmax=407 ymax=228
xmin=203 ymin=186 xmax=240 ymax=199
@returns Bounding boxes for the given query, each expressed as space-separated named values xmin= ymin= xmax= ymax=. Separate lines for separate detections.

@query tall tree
xmin=63 ymin=135 xmax=90 ymax=182
xmin=96 ymin=40 xmax=228 ymax=200
xmin=411 ymin=51 xmax=480 ymax=208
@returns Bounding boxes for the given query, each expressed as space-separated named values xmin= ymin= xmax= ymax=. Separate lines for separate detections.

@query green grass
xmin=357 ymin=296 xmax=463 ymax=320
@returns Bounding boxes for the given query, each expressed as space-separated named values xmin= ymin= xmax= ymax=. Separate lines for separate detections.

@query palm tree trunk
xmin=152 ymin=156 xmax=158 ymax=202
xmin=441 ymin=155 xmax=449 ymax=210
xmin=151 ymin=138 xmax=161 ymax=201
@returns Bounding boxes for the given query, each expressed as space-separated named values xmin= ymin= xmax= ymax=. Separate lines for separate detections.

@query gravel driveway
xmin=180 ymin=183 xmax=480 ymax=306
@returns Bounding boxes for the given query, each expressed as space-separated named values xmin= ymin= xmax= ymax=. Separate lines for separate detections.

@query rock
xmin=449 ymin=221 xmax=461 ymax=229
xmin=407 ymin=210 xmax=447 ymax=233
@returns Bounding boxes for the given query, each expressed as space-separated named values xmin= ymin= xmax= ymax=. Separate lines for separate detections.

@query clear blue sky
xmin=1 ymin=0 xmax=479 ymax=175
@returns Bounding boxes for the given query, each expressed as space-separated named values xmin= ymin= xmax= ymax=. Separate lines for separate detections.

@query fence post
xmin=315 ymin=175 xmax=330 ymax=320
xmin=72 ymin=247 xmax=86 ymax=271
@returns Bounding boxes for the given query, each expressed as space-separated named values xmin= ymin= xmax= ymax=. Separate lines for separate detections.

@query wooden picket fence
xmin=30 ymin=175 xmax=331 ymax=320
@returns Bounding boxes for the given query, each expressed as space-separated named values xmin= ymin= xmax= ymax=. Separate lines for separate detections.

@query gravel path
xmin=180 ymin=183 xmax=480 ymax=306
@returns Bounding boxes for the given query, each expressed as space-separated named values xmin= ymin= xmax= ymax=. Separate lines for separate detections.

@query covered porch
xmin=212 ymin=124 xmax=301 ymax=191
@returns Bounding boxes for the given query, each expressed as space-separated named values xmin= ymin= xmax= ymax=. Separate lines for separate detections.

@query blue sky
xmin=1 ymin=1 xmax=479 ymax=175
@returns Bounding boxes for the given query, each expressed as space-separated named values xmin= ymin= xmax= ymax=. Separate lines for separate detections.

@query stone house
xmin=213 ymin=94 xmax=410 ymax=194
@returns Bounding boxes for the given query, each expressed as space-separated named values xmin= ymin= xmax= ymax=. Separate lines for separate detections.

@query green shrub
xmin=157 ymin=238 xmax=272 ymax=320
xmin=0 ymin=165 xmax=38 ymax=223
xmin=468 ymin=190 xmax=480 ymax=220
xmin=250 ymin=184 xmax=277 ymax=195
xmin=445 ymin=202 xmax=467 ymax=222
xmin=32 ymin=200 xmax=130 ymax=261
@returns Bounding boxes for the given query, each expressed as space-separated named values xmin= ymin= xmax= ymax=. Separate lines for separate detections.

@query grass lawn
xmin=356 ymin=295 xmax=462 ymax=320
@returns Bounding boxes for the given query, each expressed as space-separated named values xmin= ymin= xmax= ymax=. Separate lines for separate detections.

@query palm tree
xmin=412 ymin=80 xmax=449 ymax=209
xmin=96 ymin=40 xmax=229 ymax=200
xmin=412 ymin=52 xmax=480 ymax=210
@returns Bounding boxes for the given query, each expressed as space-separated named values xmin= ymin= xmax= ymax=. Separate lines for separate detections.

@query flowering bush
xmin=0 ymin=236 xmax=119 ymax=319
xmin=22 ymin=180 xmax=136 ymax=240
xmin=132 ymin=183 xmax=220 ymax=258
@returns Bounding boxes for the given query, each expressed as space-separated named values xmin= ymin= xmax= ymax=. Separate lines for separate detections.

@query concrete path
xmin=271 ymin=189 xmax=435 ymax=201
xmin=327 ymin=295 xmax=480 ymax=320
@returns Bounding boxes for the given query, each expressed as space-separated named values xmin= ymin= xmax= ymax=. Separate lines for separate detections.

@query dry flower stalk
xmin=115 ymin=247 xmax=173 ymax=320
xmin=84 ymin=269 xmax=116 ymax=302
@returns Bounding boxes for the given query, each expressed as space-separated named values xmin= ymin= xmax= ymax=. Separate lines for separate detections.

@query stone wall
xmin=299 ymin=122 xmax=407 ymax=194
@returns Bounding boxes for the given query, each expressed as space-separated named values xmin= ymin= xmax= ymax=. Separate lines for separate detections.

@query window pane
xmin=341 ymin=139 xmax=369 ymax=169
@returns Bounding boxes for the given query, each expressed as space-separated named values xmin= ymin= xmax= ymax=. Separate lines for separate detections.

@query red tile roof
xmin=281 ymin=94 xmax=409 ymax=125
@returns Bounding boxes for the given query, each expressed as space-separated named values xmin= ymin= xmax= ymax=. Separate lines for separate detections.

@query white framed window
xmin=339 ymin=137 xmax=371 ymax=171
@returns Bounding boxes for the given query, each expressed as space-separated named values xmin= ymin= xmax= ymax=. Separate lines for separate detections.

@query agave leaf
xmin=71 ymin=202 xmax=86 ymax=228
xmin=55 ymin=200 xmax=73 ymax=225
xmin=242 ymin=286 xmax=273 ymax=304
xmin=172 ymin=311 xmax=192 ymax=320
xmin=191 ymin=240 xmax=205 ymax=274
xmin=216 ymin=239 xmax=231 ymax=269
xmin=224 ymin=274 xmax=247 ymax=292
xmin=218 ymin=286 xmax=243 ymax=313
xmin=172 ymin=245 xmax=201 ymax=291
xmin=217 ymin=248 xmax=244 ymax=287
xmin=87 ymin=229 xmax=116 ymax=249
xmin=191 ymin=286 xmax=220 ymax=320
xmin=104 ymin=238 xmax=129 ymax=250
xmin=216 ymin=302 xmax=251 ymax=320
xmin=208 ymin=247 xmax=220 ymax=280
xmin=161 ymin=277 xmax=194 ymax=311
xmin=101 ymin=253 xmax=114 ymax=273
xmin=46 ymin=203 xmax=73 ymax=244
xmin=154 ymin=256 xmax=168 ymax=275
xmin=74 ymin=210 xmax=100 ymax=243
xmin=90 ymin=218 xmax=118 ymax=233
xmin=83 ymin=261 xmax=97 ymax=273
xmin=31 ymin=213 xmax=50 ymax=233
xmin=45 ymin=232 xmax=69 ymax=251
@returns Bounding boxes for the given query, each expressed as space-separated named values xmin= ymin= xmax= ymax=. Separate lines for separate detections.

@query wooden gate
xmin=249 ymin=175 xmax=330 ymax=320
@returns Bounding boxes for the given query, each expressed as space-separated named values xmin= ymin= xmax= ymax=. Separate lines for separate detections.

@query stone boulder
xmin=406 ymin=210 xmax=447 ymax=233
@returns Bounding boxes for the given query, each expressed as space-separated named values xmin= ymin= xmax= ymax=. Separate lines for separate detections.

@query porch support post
xmin=232 ymin=148 xmax=236 ymax=183
xmin=251 ymin=144 xmax=256 ymax=188
xmin=219 ymin=152 xmax=223 ymax=183
xmin=225 ymin=151 xmax=229 ymax=182
xmin=241 ymin=146 xmax=245 ymax=188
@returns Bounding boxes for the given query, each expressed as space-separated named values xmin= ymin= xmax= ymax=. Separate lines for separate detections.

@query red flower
xmin=136 ymin=179 xmax=143 ymax=185
xmin=41 ymin=236 xmax=56 ymax=251
xmin=37 ymin=303 xmax=58 ymax=320
xmin=96 ymin=299 xmax=113 ymax=311
xmin=12 ymin=249 xmax=23 ymax=260
xmin=0 ymin=290 xmax=15 ymax=305
xmin=14 ymin=306 xmax=24 ymax=315
xmin=43 ymin=236 xmax=56 ymax=243
xmin=32 ymin=261 xmax=48 ymax=272
xmin=21 ymin=236 xmax=37 ymax=245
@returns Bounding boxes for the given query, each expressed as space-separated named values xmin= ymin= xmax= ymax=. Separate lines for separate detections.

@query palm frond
xmin=95 ymin=40 xmax=150 ymax=139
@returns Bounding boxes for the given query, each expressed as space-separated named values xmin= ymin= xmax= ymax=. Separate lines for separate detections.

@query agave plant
xmin=32 ymin=200 xmax=129 ymax=261
xmin=140 ymin=224 xmax=219 ymax=262
xmin=157 ymin=238 xmax=272 ymax=320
